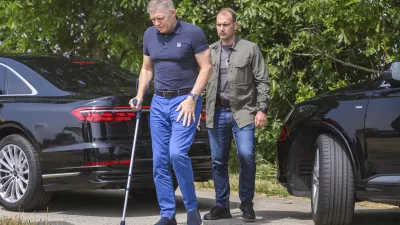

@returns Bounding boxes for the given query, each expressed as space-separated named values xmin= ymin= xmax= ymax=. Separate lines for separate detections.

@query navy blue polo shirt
xmin=143 ymin=20 xmax=209 ymax=90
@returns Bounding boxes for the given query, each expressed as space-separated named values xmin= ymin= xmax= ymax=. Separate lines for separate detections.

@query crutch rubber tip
xmin=120 ymin=221 xmax=125 ymax=225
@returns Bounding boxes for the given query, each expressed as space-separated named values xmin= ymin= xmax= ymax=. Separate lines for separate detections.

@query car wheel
xmin=0 ymin=134 xmax=52 ymax=211
xmin=129 ymin=177 xmax=178 ymax=201
xmin=312 ymin=133 xmax=355 ymax=225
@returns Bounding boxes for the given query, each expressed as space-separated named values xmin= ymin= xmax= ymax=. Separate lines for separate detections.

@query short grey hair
xmin=147 ymin=0 xmax=175 ymax=13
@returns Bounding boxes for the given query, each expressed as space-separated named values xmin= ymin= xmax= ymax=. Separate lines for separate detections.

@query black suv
xmin=276 ymin=61 xmax=400 ymax=225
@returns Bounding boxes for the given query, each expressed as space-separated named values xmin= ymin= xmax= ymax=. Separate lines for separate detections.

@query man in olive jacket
xmin=201 ymin=8 xmax=270 ymax=222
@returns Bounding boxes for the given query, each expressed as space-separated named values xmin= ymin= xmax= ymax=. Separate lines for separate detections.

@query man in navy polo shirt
xmin=129 ymin=0 xmax=211 ymax=225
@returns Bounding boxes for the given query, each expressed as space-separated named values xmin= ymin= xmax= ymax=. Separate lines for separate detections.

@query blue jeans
xmin=208 ymin=108 xmax=256 ymax=208
xmin=150 ymin=94 xmax=202 ymax=218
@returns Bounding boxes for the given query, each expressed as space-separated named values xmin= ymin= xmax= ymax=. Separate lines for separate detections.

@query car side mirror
xmin=392 ymin=61 xmax=400 ymax=81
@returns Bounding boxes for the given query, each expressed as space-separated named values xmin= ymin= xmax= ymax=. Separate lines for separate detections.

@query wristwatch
xmin=188 ymin=93 xmax=199 ymax=101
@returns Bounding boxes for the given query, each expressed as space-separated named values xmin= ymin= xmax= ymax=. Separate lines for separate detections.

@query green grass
xmin=0 ymin=216 xmax=38 ymax=225
xmin=195 ymin=156 xmax=289 ymax=197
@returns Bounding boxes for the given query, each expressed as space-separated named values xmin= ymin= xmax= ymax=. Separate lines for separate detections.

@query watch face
xmin=190 ymin=93 xmax=198 ymax=100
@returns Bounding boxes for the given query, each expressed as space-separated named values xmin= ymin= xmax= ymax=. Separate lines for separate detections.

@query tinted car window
xmin=5 ymin=66 xmax=31 ymax=95
xmin=19 ymin=57 xmax=139 ymax=93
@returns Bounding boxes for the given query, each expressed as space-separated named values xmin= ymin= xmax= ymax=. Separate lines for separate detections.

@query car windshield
xmin=19 ymin=57 xmax=139 ymax=94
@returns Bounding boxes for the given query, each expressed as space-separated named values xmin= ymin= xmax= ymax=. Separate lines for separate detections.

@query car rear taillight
xmin=72 ymin=106 xmax=145 ymax=123
xmin=278 ymin=123 xmax=289 ymax=142
xmin=200 ymin=106 xmax=206 ymax=121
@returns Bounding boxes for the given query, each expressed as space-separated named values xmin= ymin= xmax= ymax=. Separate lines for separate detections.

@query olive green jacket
xmin=204 ymin=37 xmax=270 ymax=129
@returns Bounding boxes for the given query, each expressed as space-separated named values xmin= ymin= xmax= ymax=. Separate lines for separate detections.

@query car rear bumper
xmin=41 ymin=138 xmax=212 ymax=192
xmin=42 ymin=156 xmax=212 ymax=192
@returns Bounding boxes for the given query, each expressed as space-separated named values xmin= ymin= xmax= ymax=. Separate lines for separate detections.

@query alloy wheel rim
xmin=0 ymin=144 xmax=29 ymax=203
xmin=312 ymin=148 xmax=320 ymax=213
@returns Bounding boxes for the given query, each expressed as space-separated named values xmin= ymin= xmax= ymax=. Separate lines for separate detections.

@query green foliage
xmin=255 ymin=116 xmax=283 ymax=163
xmin=295 ymin=70 xmax=316 ymax=104
xmin=1 ymin=0 xmax=400 ymax=164
xmin=196 ymin=158 xmax=289 ymax=197
xmin=0 ymin=0 xmax=149 ymax=71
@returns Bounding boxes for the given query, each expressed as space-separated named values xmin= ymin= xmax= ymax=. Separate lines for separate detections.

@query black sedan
xmin=276 ymin=60 xmax=400 ymax=225
xmin=0 ymin=54 xmax=211 ymax=211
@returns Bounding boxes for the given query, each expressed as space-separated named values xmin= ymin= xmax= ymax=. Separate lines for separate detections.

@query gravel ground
xmin=0 ymin=189 xmax=399 ymax=225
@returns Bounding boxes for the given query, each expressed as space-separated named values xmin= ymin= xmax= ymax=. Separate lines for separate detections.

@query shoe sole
xmin=243 ymin=218 xmax=257 ymax=222
xmin=203 ymin=215 xmax=233 ymax=220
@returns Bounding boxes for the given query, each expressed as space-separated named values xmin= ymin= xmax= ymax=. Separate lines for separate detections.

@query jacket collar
xmin=212 ymin=36 xmax=241 ymax=51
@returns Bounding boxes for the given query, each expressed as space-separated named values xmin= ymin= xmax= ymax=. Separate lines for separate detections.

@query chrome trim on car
xmin=42 ymin=172 xmax=81 ymax=179
xmin=0 ymin=62 xmax=38 ymax=95
xmin=119 ymin=108 xmax=150 ymax=113
xmin=368 ymin=175 xmax=400 ymax=184
xmin=284 ymin=107 xmax=295 ymax=123
xmin=79 ymin=109 xmax=150 ymax=113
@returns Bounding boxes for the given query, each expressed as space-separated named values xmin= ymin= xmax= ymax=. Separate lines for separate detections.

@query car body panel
xmin=277 ymin=67 xmax=400 ymax=205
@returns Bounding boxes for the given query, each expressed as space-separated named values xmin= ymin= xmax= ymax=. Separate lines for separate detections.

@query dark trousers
xmin=208 ymin=108 xmax=256 ymax=208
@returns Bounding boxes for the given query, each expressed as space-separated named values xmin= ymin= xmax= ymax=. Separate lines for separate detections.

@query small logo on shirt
xmin=177 ymin=43 xmax=181 ymax=47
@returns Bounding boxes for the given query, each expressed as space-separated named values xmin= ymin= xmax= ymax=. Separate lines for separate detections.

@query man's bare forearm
xmin=136 ymin=68 xmax=153 ymax=99
xmin=191 ymin=66 xmax=211 ymax=96
xmin=192 ymin=49 xmax=212 ymax=96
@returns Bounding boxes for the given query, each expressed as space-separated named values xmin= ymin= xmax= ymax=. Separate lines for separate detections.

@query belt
xmin=216 ymin=97 xmax=230 ymax=108
xmin=155 ymin=88 xmax=192 ymax=98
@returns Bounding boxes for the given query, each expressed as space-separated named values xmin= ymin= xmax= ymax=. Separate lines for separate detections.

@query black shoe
xmin=239 ymin=200 xmax=256 ymax=222
xmin=203 ymin=206 xmax=232 ymax=220
xmin=154 ymin=217 xmax=177 ymax=225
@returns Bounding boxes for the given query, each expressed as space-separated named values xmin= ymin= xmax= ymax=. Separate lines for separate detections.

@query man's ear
xmin=170 ymin=9 xmax=177 ymax=16
xmin=234 ymin=22 xmax=239 ymax=31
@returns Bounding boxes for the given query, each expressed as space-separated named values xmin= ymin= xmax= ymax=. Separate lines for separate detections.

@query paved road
xmin=0 ymin=189 xmax=399 ymax=225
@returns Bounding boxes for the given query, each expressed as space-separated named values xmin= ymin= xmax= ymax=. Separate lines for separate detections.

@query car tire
xmin=0 ymin=134 xmax=52 ymax=211
xmin=129 ymin=176 xmax=178 ymax=202
xmin=311 ymin=133 xmax=355 ymax=225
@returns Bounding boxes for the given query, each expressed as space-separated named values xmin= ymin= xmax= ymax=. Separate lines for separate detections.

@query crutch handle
xmin=132 ymin=98 xmax=142 ymax=119
xmin=132 ymin=99 xmax=138 ymax=106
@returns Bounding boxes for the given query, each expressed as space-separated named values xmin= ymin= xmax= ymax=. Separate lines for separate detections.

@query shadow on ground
xmin=352 ymin=208 xmax=400 ymax=225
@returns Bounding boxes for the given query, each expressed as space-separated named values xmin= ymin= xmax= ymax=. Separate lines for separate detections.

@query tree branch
xmin=322 ymin=53 xmax=380 ymax=73
xmin=291 ymin=51 xmax=380 ymax=73
xmin=292 ymin=53 xmax=318 ymax=57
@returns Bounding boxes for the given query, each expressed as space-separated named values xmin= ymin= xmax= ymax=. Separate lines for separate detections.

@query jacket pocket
xmin=234 ymin=57 xmax=253 ymax=84
xmin=235 ymin=82 xmax=252 ymax=102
